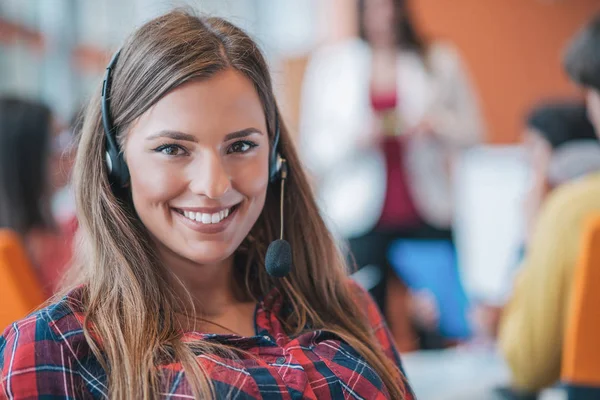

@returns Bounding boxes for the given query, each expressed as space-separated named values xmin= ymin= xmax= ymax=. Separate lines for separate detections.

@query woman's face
xmin=124 ymin=69 xmax=270 ymax=266
xmin=363 ymin=0 xmax=397 ymax=48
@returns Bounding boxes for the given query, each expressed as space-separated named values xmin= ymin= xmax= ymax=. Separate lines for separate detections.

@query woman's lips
xmin=172 ymin=204 xmax=239 ymax=234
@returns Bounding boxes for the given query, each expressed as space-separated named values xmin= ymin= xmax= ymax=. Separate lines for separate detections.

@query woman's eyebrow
xmin=146 ymin=128 xmax=263 ymax=142
xmin=146 ymin=130 xmax=198 ymax=142
xmin=224 ymin=128 xmax=263 ymax=141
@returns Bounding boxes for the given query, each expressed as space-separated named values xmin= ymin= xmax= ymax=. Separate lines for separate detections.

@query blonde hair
xmin=69 ymin=10 xmax=407 ymax=399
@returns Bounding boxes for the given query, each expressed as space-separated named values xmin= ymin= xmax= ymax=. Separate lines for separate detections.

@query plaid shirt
xmin=1 ymin=282 xmax=414 ymax=399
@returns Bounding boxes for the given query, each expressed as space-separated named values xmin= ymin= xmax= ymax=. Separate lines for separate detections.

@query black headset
xmin=101 ymin=49 xmax=286 ymax=190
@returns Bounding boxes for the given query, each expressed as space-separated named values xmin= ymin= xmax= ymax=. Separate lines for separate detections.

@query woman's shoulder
xmin=0 ymin=287 xmax=101 ymax=398
xmin=1 ymin=286 xmax=88 ymax=361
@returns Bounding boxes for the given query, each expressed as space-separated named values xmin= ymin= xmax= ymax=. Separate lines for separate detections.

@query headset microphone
xmin=265 ymin=161 xmax=292 ymax=278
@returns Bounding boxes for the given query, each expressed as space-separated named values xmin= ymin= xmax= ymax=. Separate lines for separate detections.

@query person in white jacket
xmin=299 ymin=0 xmax=485 ymax=349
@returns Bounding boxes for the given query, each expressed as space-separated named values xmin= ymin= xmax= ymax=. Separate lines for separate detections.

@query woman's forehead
xmin=129 ymin=70 xmax=267 ymax=142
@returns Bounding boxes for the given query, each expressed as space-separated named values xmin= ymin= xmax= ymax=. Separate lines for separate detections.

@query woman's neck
xmin=166 ymin=253 xmax=257 ymax=336
xmin=157 ymin=245 xmax=248 ymax=318
xmin=370 ymin=48 xmax=398 ymax=93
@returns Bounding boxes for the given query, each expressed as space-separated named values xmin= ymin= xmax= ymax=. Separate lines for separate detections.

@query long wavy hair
xmin=69 ymin=10 xmax=407 ymax=399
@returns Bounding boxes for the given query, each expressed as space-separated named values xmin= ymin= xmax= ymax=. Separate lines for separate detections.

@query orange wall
xmin=411 ymin=0 xmax=600 ymax=143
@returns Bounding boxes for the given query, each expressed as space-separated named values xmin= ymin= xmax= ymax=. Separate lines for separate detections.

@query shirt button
xmin=276 ymin=357 xmax=286 ymax=364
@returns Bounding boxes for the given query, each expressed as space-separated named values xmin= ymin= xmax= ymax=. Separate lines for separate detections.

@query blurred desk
xmin=401 ymin=347 xmax=565 ymax=400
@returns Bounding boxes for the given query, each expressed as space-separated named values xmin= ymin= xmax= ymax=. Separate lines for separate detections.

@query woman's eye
xmin=228 ymin=141 xmax=257 ymax=154
xmin=154 ymin=144 xmax=186 ymax=156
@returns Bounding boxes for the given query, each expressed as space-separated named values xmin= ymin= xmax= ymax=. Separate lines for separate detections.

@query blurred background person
xmin=0 ymin=96 xmax=75 ymax=295
xmin=299 ymin=0 xmax=485 ymax=351
xmin=473 ymin=101 xmax=600 ymax=342
xmin=498 ymin=14 xmax=600 ymax=397
xmin=522 ymin=102 xmax=600 ymax=245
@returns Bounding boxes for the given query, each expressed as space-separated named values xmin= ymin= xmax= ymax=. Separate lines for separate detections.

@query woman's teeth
xmin=182 ymin=208 xmax=230 ymax=224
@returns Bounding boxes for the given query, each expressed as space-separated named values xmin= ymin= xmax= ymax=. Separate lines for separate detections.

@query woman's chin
xmin=181 ymin=244 xmax=236 ymax=266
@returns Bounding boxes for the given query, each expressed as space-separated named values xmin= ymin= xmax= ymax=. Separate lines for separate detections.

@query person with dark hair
xmin=527 ymin=102 xmax=597 ymax=148
xmin=523 ymin=102 xmax=600 ymax=241
xmin=476 ymin=102 xmax=600 ymax=338
xmin=300 ymin=0 xmax=485 ymax=351
xmin=564 ymin=13 xmax=600 ymax=132
xmin=0 ymin=97 xmax=53 ymax=234
xmin=0 ymin=97 xmax=74 ymax=295
xmin=498 ymin=15 xmax=600 ymax=395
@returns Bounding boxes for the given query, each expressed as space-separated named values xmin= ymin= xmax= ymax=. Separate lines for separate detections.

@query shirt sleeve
xmin=0 ymin=315 xmax=93 ymax=399
xmin=498 ymin=189 xmax=580 ymax=392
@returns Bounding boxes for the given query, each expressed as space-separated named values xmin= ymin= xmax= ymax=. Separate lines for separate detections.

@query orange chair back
xmin=562 ymin=214 xmax=600 ymax=399
xmin=0 ymin=229 xmax=46 ymax=330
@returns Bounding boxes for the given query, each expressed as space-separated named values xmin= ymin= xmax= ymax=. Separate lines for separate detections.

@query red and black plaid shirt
xmin=1 ymin=281 xmax=414 ymax=399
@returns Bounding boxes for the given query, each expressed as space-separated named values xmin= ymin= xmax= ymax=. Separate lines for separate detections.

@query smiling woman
xmin=0 ymin=10 xmax=414 ymax=400
xmin=126 ymin=72 xmax=270 ymax=266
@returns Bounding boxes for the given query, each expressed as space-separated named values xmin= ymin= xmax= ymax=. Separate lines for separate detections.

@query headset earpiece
xmin=270 ymin=153 xmax=285 ymax=182
xmin=101 ymin=49 xmax=130 ymax=188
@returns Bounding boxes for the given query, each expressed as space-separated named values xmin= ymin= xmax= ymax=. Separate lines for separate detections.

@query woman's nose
xmin=188 ymin=152 xmax=232 ymax=199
